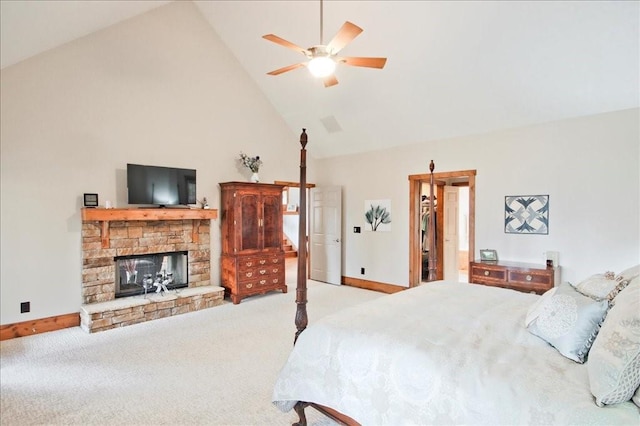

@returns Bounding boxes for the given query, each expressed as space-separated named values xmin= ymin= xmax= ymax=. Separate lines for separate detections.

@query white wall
xmin=2 ymin=1 xmax=637 ymax=326
xmin=315 ymin=109 xmax=640 ymax=286
xmin=0 ymin=2 xmax=305 ymax=325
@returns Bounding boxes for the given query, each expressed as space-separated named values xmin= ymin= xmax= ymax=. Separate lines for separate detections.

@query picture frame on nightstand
xmin=479 ymin=249 xmax=498 ymax=262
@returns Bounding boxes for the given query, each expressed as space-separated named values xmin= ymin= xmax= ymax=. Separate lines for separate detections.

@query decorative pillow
xmin=616 ymin=264 xmax=640 ymax=282
xmin=588 ymin=278 xmax=640 ymax=406
xmin=605 ymin=278 xmax=633 ymax=305
xmin=524 ymin=287 xmax=557 ymax=327
xmin=527 ymin=282 xmax=608 ymax=363
xmin=570 ymin=272 xmax=620 ymax=300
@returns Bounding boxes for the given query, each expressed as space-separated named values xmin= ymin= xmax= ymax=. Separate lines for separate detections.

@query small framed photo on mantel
xmin=479 ymin=249 xmax=498 ymax=262
xmin=83 ymin=193 xmax=98 ymax=208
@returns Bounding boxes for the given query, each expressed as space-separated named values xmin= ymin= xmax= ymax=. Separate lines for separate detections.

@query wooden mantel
xmin=81 ymin=208 xmax=218 ymax=248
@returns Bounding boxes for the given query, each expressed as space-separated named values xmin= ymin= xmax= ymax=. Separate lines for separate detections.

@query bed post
xmin=291 ymin=134 xmax=367 ymax=426
xmin=427 ymin=160 xmax=437 ymax=281
xmin=295 ymin=129 xmax=309 ymax=344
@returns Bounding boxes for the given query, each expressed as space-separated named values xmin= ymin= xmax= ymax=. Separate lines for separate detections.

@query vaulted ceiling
xmin=2 ymin=1 xmax=638 ymax=158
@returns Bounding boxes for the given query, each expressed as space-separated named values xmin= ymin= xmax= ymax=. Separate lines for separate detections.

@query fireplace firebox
xmin=115 ymin=251 xmax=188 ymax=298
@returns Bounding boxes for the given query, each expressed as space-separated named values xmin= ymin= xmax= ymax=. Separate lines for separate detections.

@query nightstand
xmin=469 ymin=261 xmax=555 ymax=295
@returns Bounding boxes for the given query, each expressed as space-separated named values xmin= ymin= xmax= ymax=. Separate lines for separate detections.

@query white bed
xmin=273 ymin=280 xmax=640 ymax=425
xmin=277 ymin=137 xmax=639 ymax=425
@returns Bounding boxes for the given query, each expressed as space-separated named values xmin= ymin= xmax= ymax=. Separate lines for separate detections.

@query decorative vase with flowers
xmin=239 ymin=152 xmax=262 ymax=182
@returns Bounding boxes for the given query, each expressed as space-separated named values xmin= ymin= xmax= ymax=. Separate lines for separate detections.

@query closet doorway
xmin=408 ymin=169 xmax=476 ymax=287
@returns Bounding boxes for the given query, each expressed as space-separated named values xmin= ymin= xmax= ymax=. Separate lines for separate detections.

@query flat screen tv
xmin=127 ymin=163 xmax=196 ymax=207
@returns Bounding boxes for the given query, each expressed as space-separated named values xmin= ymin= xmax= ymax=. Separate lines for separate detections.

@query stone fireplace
xmin=80 ymin=208 xmax=223 ymax=333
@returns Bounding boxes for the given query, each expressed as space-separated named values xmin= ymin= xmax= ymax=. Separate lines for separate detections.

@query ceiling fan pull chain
xmin=320 ymin=0 xmax=324 ymax=45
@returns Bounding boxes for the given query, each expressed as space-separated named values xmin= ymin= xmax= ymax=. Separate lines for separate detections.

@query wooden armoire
xmin=219 ymin=182 xmax=287 ymax=304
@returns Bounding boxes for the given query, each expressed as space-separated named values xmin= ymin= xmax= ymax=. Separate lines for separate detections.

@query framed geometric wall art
xmin=504 ymin=195 xmax=549 ymax=234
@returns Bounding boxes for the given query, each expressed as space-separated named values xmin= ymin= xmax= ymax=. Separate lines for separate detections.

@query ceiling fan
xmin=262 ymin=0 xmax=387 ymax=88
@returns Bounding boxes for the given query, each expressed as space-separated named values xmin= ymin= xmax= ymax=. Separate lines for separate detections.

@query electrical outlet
xmin=20 ymin=301 xmax=30 ymax=313
xmin=360 ymin=267 xmax=365 ymax=275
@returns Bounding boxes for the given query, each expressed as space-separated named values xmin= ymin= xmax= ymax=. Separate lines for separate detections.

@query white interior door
xmin=443 ymin=186 xmax=460 ymax=280
xmin=310 ymin=186 xmax=342 ymax=285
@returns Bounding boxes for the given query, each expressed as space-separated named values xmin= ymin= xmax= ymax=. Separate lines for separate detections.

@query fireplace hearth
xmin=81 ymin=211 xmax=223 ymax=333
xmin=115 ymin=251 xmax=188 ymax=298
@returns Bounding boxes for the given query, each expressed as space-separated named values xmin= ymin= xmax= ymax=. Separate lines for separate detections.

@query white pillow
xmin=616 ymin=264 xmax=640 ymax=282
xmin=606 ymin=278 xmax=634 ymax=305
xmin=587 ymin=278 xmax=640 ymax=406
xmin=527 ymin=282 xmax=608 ymax=363
xmin=570 ymin=272 xmax=619 ymax=300
xmin=525 ymin=287 xmax=557 ymax=327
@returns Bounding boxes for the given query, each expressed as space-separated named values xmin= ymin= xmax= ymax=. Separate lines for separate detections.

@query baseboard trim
xmin=0 ymin=313 xmax=80 ymax=341
xmin=342 ymin=276 xmax=406 ymax=294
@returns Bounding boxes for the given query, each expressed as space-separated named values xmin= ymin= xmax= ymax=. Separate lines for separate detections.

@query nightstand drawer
xmin=470 ymin=265 xmax=506 ymax=282
xmin=509 ymin=271 xmax=553 ymax=286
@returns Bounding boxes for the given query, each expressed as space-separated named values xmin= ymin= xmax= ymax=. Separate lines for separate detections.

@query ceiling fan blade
xmin=323 ymin=75 xmax=339 ymax=88
xmin=326 ymin=21 xmax=363 ymax=54
xmin=262 ymin=34 xmax=309 ymax=55
xmin=337 ymin=56 xmax=387 ymax=69
xmin=267 ymin=63 xmax=306 ymax=76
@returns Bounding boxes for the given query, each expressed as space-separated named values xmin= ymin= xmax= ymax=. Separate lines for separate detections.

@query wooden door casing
xmin=408 ymin=170 xmax=476 ymax=287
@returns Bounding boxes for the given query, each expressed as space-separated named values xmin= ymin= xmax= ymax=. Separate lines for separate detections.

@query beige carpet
xmin=0 ymin=260 xmax=385 ymax=425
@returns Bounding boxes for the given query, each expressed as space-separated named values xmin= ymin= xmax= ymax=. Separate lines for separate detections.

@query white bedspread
xmin=273 ymin=281 xmax=640 ymax=425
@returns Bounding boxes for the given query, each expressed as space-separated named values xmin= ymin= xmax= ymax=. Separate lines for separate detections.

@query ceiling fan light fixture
xmin=263 ymin=2 xmax=385 ymax=87
xmin=307 ymin=56 xmax=336 ymax=78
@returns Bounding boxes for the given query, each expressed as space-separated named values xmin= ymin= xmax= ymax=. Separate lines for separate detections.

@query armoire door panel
xmin=262 ymin=194 xmax=282 ymax=250
xmin=239 ymin=194 xmax=259 ymax=251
